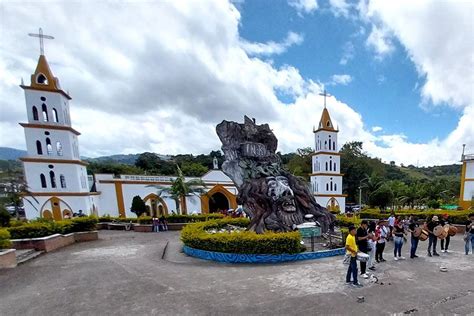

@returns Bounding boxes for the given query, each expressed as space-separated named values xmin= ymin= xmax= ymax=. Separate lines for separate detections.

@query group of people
xmin=345 ymin=212 xmax=474 ymax=287
xmin=152 ymin=216 xmax=168 ymax=232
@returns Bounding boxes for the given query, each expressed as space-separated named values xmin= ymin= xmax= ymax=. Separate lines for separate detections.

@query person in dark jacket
xmin=407 ymin=216 xmax=419 ymax=258
xmin=426 ymin=216 xmax=440 ymax=257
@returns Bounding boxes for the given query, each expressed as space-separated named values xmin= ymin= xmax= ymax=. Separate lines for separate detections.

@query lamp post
xmin=359 ymin=178 xmax=368 ymax=211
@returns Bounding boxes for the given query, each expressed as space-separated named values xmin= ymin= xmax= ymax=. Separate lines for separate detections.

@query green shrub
xmin=0 ymin=229 xmax=12 ymax=249
xmin=9 ymin=220 xmax=26 ymax=227
xmin=181 ymin=218 xmax=303 ymax=254
xmin=334 ymin=214 xmax=361 ymax=227
xmin=70 ymin=217 xmax=98 ymax=232
xmin=138 ymin=216 xmax=153 ymax=224
xmin=51 ymin=220 xmax=74 ymax=234
xmin=0 ymin=207 xmax=11 ymax=227
xmin=98 ymin=215 xmax=113 ymax=222
xmin=7 ymin=223 xmax=54 ymax=239
xmin=167 ymin=213 xmax=225 ymax=223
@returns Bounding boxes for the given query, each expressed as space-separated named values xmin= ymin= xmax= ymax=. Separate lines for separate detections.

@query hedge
xmin=358 ymin=209 xmax=470 ymax=224
xmin=334 ymin=214 xmax=361 ymax=228
xmin=7 ymin=217 xmax=98 ymax=239
xmin=0 ymin=229 xmax=12 ymax=249
xmin=181 ymin=218 xmax=303 ymax=254
xmin=101 ymin=214 xmax=225 ymax=224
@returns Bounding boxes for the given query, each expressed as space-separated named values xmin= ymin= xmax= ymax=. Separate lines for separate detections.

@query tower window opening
xmin=52 ymin=108 xmax=59 ymax=123
xmin=49 ymin=171 xmax=56 ymax=188
xmin=56 ymin=141 xmax=63 ymax=156
xmin=40 ymin=174 xmax=47 ymax=188
xmin=40 ymin=96 xmax=46 ymax=101
xmin=335 ymin=183 xmax=337 ymax=191
xmin=36 ymin=140 xmax=43 ymax=155
xmin=326 ymin=120 xmax=330 ymax=127
xmin=326 ymin=183 xmax=329 ymax=191
xmin=325 ymin=162 xmax=328 ymax=171
xmin=330 ymin=181 xmax=333 ymax=191
xmin=46 ymin=138 xmax=53 ymax=155
xmin=60 ymin=175 xmax=66 ymax=188
xmin=37 ymin=73 xmax=48 ymax=85
xmin=42 ymin=104 xmax=48 ymax=122
xmin=32 ymin=106 xmax=39 ymax=120
xmin=333 ymin=141 xmax=336 ymax=150
xmin=324 ymin=140 xmax=327 ymax=150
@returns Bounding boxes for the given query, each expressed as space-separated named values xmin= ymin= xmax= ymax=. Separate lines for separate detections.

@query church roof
xmin=20 ymin=54 xmax=71 ymax=99
xmin=314 ymin=107 xmax=338 ymax=133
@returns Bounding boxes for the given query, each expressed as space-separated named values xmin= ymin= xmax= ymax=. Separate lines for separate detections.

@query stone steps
xmin=15 ymin=249 xmax=44 ymax=264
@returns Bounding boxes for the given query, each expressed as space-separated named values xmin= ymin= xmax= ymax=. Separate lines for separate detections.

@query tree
xmin=2 ymin=173 xmax=38 ymax=220
xmin=180 ymin=162 xmax=208 ymax=177
xmin=368 ymin=183 xmax=394 ymax=210
xmin=285 ymin=147 xmax=314 ymax=179
xmin=0 ymin=206 xmax=11 ymax=227
xmin=130 ymin=195 xmax=147 ymax=217
xmin=148 ymin=165 xmax=206 ymax=214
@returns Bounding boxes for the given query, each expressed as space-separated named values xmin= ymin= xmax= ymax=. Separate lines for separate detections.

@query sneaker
xmin=361 ymin=273 xmax=369 ymax=279
xmin=368 ymin=266 xmax=376 ymax=271
xmin=413 ymin=255 xmax=418 ymax=258
xmin=352 ymin=283 xmax=364 ymax=288
xmin=380 ymin=258 xmax=386 ymax=262
xmin=394 ymin=257 xmax=398 ymax=261
xmin=433 ymin=252 xmax=440 ymax=256
xmin=445 ymin=250 xmax=449 ymax=253
xmin=399 ymin=256 xmax=406 ymax=260
xmin=428 ymin=252 xmax=432 ymax=257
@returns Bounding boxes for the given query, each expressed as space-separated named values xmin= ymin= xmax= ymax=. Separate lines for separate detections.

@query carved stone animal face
xmin=266 ymin=176 xmax=296 ymax=213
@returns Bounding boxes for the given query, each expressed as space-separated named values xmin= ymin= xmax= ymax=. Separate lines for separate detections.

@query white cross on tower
xmin=28 ymin=28 xmax=54 ymax=56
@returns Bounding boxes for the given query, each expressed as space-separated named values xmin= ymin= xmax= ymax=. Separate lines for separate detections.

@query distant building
xmin=310 ymin=106 xmax=346 ymax=213
xmin=460 ymin=147 xmax=474 ymax=210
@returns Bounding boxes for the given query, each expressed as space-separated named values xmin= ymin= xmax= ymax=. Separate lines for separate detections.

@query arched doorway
xmin=209 ymin=192 xmax=229 ymax=213
xmin=326 ymin=198 xmax=340 ymax=212
xmin=143 ymin=194 xmax=168 ymax=217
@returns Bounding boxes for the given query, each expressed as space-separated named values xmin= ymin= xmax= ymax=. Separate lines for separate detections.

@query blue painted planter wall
xmin=182 ymin=245 xmax=345 ymax=264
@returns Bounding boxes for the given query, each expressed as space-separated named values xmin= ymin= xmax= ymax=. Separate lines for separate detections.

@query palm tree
xmin=148 ymin=165 xmax=206 ymax=215
xmin=4 ymin=173 xmax=39 ymax=220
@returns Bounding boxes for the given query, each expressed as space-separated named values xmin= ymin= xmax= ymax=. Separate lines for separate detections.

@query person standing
xmin=388 ymin=212 xmax=396 ymax=240
xmin=345 ymin=225 xmax=362 ymax=287
xmin=393 ymin=220 xmax=406 ymax=260
xmin=408 ymin=217 xmax=419 ymax=258
xmin=465 ymin=213 xmax=474 ymax=255
xmin=159 ymin=215 xmax=168 ymax=231
xmin=375 ymin=219 xmax=388 ymax=262
xmin=356 ymin=220 xmax=370 ymax=278
xmin=152 ymin=217 xmax=159 ymax=233
xmin=367 ymin=221 xmax=377 ymax=271
xmin=426 ymin=216 xmax=440 ymax=257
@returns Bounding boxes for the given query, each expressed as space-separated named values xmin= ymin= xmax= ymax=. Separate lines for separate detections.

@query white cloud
xmin=329 ymin=74 xmax=353 ymax=85
xmin=371 ymin=126 xmax=383 ymax=132
xmin=365 ymin=24 xmax=394 ymax=58
xmin=0 ymin=0 xmax=473 ymax=168
xmin=329 ymin=0 xmax=351 ymax=18
xmin=339 ymin=41 xmax=355 ymax=65
xmin=288 ymin=0 xmax=318 ymax=15
xmin=241 ymin=31 xmax=304 ymax=56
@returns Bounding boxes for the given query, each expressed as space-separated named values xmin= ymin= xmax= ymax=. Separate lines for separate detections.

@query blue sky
xmin=238 ymin=0 xmax=460 ymax=143
xmin=0 ymin=0 xmax=472 ymax=166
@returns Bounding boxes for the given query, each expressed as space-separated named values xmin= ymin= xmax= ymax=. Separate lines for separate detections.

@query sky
xmin=0 ymin=0 xmax=473 ymax=167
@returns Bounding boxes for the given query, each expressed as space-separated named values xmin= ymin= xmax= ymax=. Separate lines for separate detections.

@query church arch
xmin=36 ymin=140 xmax=43 ymax=155
xmin=326 ymin=198 xmax=340 ymax=212
xmin=143 ymin=193 xmax=168 ymax=216
xmin=200 ymin=184 xmax=237 ymax=214
xmin=32 ymin=106 xmax=39 ymax=120
xmin=40 ymin=173 xmax=47 ymax=188
xmin=46 ymin=138 xmax=53 ymax=155
xmin=52 ymin=108 xmax=59 ymax=123
xmin=42 ymin=103 xmax=48 ymax=121
xmin=50 ymin=170 xmax=56 ymax=188
xmin=40 ymin=197 xmax=74 ymax=221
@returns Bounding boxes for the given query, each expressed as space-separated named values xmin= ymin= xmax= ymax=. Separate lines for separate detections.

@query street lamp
xmin=359 ymin=178 xmax=368 ymax=211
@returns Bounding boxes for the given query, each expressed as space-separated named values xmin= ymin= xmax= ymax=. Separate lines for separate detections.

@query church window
xmin=324 ymin=140 xmax=327 ymax=150
xmin=330 ymin=181 xmax=333 ymax=191
xmin=40 ymin=174 xmax=47 ymax=188
xmin=41 ymin=96 xmax=46 ymax=101
xmin=56 ymin=141 xmax=63 ymax=156
xmin=36 ymin=141 xmax=43 ymax=155
xmin=46 ymin=138 xmax=53 ymax=155
xmin=335 ymin=183 xmax=337 ymax=191
xmin=37 ymin=73 xmax=48 ymax=85
xmin=52 ymin=108 xmax=59 ymax=123
xmin=327 ymin=121 xmax=330 ymax=127
xmin=328 ymin=136 xmax=332 ymax=150
xmin=325 ymin=161 xmax=328 ymax=171
xmin=326 ymin=183 xmax=329 ymax=191
xmin=334 ymin=162 xmax=337 ymax=170
xmin=32 ymin=106 xmax=39 ymax=120
xmin=49 ymin=171 xmax=56 ymax=188
xmin=45 ymin=131 xmax=50 ymax=135
xmin=42 ymin=104 xmax=48 ymax=122
xmin=60 ymin=175 xmax=66 ymax=188
xmin=333 ymin=141 xmax=336 ymax=150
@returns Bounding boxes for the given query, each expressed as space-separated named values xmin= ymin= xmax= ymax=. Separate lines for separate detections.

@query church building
xmin=310 ymin=104 xmax=346 ymax=213
xmin=459 ymin=146 xmax=474 ymax=210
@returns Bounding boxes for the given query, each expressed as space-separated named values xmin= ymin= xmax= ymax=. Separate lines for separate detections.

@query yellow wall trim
xmin=460 ymin=161 xmax=467 ymax=205
xmin=114 ymin=182 xmax=126 ymax=217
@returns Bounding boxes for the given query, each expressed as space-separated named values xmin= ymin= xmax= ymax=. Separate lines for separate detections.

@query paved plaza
xmin=0 ymin=230 xmax=473 ymax=315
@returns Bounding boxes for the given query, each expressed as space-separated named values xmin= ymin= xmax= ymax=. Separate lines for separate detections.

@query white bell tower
xmin=310 ymin=95 xmax=346 ymax=213
xmin=19 ymin=29 xmax=99 ymax=220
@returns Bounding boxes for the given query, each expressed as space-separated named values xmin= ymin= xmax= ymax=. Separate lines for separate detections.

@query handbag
xmin=463 ymin=232 xmax=469 ymax=242
xmin=342 ymin=253 xmax=351 ymax=265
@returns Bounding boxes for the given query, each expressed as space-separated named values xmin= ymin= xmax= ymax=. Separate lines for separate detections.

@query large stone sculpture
xmin=216 ymin=116 xmax=335 ymax=234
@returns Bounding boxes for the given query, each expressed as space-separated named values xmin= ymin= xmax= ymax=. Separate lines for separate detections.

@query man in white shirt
xmin=388 ymin=213 xmax=396 ymax=240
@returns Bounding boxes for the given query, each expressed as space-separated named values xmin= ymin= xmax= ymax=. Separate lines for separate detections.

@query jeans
xmin=346 ymin=256 xmax=358 ymax=284
xmin=376 ymin=242 xmax=385 ymax=261
xmin=153 ymin=225 xmax=159 ymax=232
xmin=466 ymin=233 xmax=474 ymax=255
xmin=440 ymin=236 xmax=450 ymax=250
xmin=359 ymin=246 xmax=368 ymax=274
xmin=394 ymin=236 xmax=403 ymax=257
xmin=368 ymin=241 xmax=376 ymax=268
xmin=428 ymin=234 xmax=437 ymax=253
xmin=410 ymin=236 xmax=419 ymax=257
